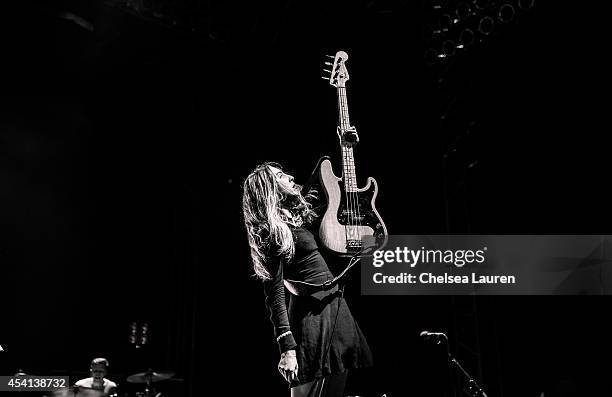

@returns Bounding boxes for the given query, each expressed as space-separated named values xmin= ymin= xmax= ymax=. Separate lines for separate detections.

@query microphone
xmin=420 ymin=330 xmax=448 ymax=343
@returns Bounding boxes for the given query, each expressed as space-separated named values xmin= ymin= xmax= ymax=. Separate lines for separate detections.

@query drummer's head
xmin=90 ymin=358 xmax=109 ymax=380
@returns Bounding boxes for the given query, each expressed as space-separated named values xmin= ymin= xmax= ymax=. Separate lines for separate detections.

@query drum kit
xmin=48 ymin=370 xmax=180 ymax=397
xmin=49 ymin=387 xmax=111 ymax=397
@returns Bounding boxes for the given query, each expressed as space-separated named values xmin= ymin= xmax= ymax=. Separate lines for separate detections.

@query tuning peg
xmin=324 ymin=61 xmax=333 ymax=66
xmin=321 ymin=76 xmax=330 ymax=80
xmin=325 ymin=55 xmax=334 ymax=59
xmin=323 ymin=69 xmax=332 ymax=73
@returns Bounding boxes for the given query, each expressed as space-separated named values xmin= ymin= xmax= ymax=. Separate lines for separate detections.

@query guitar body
xmin=318 ymin=158 xmax=387 ymax=257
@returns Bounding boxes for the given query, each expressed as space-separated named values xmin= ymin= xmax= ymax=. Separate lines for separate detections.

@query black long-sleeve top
xmin=263 ymin=254 xmax=298 ymax=353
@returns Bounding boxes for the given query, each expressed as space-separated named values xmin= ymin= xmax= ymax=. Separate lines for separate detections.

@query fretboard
xmin=342 ymin=146 xmax=357 ymax=192
xmin=338 ymin=87 xmax=351 ymax=130
xmin=337 ymin=86 xmax=358 ymax=193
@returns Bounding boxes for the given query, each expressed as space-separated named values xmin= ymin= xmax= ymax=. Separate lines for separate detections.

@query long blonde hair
xmin=242 ymin=162 xmax=316 ymax=280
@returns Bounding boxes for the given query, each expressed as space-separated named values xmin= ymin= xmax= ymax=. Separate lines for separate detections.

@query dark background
xmin=1 ymin=1 xmax=610 ymax=396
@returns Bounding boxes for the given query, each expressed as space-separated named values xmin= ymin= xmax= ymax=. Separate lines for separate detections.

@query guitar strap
xmin=283 ymin=254 xmax=361 ymax=298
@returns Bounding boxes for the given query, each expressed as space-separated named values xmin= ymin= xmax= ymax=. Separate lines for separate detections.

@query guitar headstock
xmin=322 ymin=51 xmax=349 ymax=88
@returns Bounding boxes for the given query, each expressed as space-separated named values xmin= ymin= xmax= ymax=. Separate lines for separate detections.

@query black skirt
xmin=288 ymin=288 xmax=373 ymax=387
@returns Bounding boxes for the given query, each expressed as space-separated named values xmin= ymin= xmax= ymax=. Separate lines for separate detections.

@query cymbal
xmin=126 ymin=371 xmax=175 ymax=384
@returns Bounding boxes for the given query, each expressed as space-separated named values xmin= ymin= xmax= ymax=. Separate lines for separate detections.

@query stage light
xmin=457 ymin=28 xmax=475 ymax=48
xmin=139 ymin=322 xmax=150 ymax=346
xmin=129 ymin=321 xmax=138 ymax=345
xmin=432 ymin=0 xmax=444 ymax=10
xmin=441 ymin=40 xmax=457 ymax=58
xmin=424 ymin=0 xmax=535 ymax=68
xmin=478 ymin=16 xmax=495 ymax=35
xmin=498 ymin=3 xmax=515 ymax=23
xmin=440 ymin=13 xmax=454 ymax=32
xmin=456 ymin=2 xmax=473 ymax=21
xmin=518 ymin=0 xmax=535 ymax=10
xmin=428 ymin=22 xmax=443 ymax=37
xmin=473 ymin=0 xmax=490 ymax=11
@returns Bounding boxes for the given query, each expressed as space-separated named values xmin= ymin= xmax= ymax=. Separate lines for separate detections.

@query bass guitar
xmin=317 ymin=50 xmax=388 ymax=257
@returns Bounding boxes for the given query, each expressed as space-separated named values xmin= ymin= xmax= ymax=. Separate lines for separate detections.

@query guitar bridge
xmin=346 ymin=239 xmax=363 ymax=253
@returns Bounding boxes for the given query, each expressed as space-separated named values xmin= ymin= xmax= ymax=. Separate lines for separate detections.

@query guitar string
xmin=346 ymin=88 xmax=357 ymax=244
xmin=344 ymin=143 xmax=355 ymax=245
xmin=352 ymin=149 xmax=363 ymax=246
xmin=343 ymin=88 xmax=360 ymax=247
xmin=348 ymin=148 xmax=357 ymax=244
xmin=351 ymin=146 xmax=363 ymax=244
xmin=340 ymin=87 xmax=357 ymax=245
xmin=339 ymin=88 xmax=351 ymax=246
xmin=348 ymin=102 xmax=361 ymax=246
xmin=346 ymin=146 xmax=356 ymax=244
xmin=350 ymin=145 xmax=364 ymax=246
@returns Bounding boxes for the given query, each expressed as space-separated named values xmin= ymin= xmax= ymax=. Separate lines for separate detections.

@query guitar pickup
xmin=341 ymin=210 xmax=365 ymax=222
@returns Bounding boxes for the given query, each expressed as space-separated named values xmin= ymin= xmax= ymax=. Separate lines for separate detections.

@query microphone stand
xmin=428 ymin=333 xmax=488 ymax=397
xmin=443 ymin=336 xmax=487 ymax=397
xmin=447 ymin=355 xmax=487 ymax=397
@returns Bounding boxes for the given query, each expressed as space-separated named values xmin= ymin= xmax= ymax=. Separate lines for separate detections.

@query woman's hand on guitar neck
xmin=344 ymin=129 xmax=359 ymax=145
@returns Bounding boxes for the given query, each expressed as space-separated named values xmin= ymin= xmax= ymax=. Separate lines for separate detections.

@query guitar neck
xmin=337 ymin=87 xmax=351 ymax=131
xmin=337 ymin=86 xmax=357 ymax=193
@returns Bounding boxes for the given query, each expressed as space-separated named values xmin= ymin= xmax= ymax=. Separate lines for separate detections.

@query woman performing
xmin=242 ymin=162 xmax=373 ymax=397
